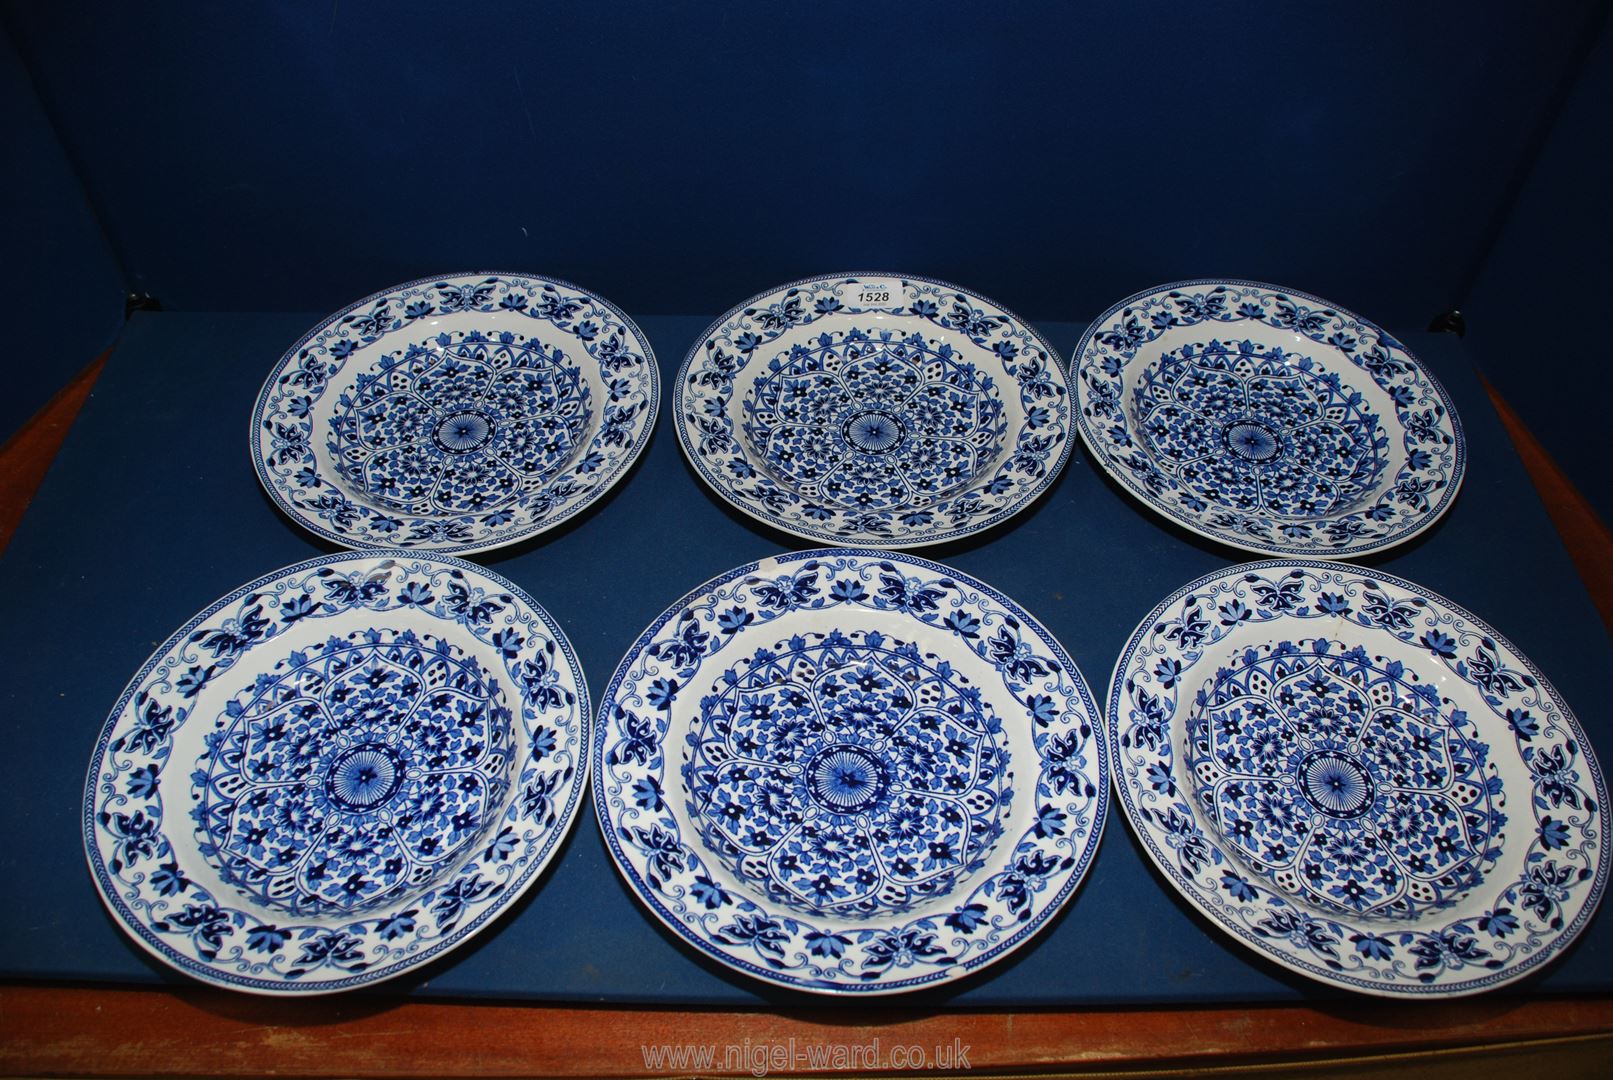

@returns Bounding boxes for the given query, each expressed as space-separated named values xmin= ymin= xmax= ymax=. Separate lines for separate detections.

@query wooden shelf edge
xmin=1 ymin=984 xmax=1610 ymax=1078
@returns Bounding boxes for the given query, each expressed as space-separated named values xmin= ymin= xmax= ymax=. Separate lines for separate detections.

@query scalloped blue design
xmin=1185 ymin=640 xmax=1499 ymax=920
xmin=1073 ymin=280 xmax=1465 ymax=558
xmin=676 ymin=274 xmax=1072 ymax=548
xmin=594 ymin=549 xmax=1107 ymax=994
xmin=84 ymin=552 xmax=590 ymax=994
xmin=252 ymin=272 xmax=658 ymax=555
xmin=1108 ymin=561 xmax=1606 ymax=996
xmin=191 ymin=630 xmax=516 ymax=917
xmin=684 ymin=629 xmax=1013 ymax=919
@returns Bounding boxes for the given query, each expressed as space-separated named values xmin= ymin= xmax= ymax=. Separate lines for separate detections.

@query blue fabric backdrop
xmin=1463 ymin=9 xmax=1613 ymax=523
xmin=4 ymin=1 xmax=1604 ymax=331
xmin=0 ymin=19 xmax=123 ymax=441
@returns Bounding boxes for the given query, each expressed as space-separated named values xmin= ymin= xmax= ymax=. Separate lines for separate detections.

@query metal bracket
xmin=1427 ymin=309 xmax=1466 ymax=337
xmin=124 ymin=292 xmax=162 ymax=319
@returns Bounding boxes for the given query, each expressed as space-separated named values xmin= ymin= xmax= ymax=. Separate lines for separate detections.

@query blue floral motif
xmin=1186 ymin=641 xmax=1501 ymax=919
xmin=191 ymin=631 xmax=514 ymax=916
xmin=1109 ymin=561 xmax=1606 ymax=996
xmin=595 ymin=550 xmax=1107 ymax=993
xmin=677 ymin=275 xmax=1072 ymax=547
xmin=85 ymin=553 xmax=589 ymax=993
xmin=684 ymin=631 xmax=1010 ymax=918
xmin=326 ymin=332 xmax=592 ymax=518
xmin=1075 ymin=281 xmax=1464 ymax=557
xmin=1135 ymin=340 xmax=1388 ymax=519
xmin=253 ymin=274 xmax=659 ymax=555
xmin=741 ymin=328 xmax=1006 ymax=514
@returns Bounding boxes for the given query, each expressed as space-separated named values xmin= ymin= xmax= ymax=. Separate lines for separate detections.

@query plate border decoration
xmin=1072 ymin=279 xmax=1466 ymax=559
xmin=593 ymin=548 xmax=1108 ymax=994
xmin=674 ymin=272 xmax=1074 ymax=548
xmin=251 ymin=271 xmax=660 ymax=556
xmin=1107 ymin=559 xmax=1607 ymax=997
xmin=83 ymin=551 xmax=591 ymax=995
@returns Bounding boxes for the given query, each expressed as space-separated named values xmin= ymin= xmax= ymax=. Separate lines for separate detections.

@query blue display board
xmin=1464 ymin=12 xmax=1613 ymax=523
xmin=4 ymin=1 xmax=1605 ymax=332
xmin=0 ymin=308 xmax=1606 ymax=1006
xmin=0 ymin=20 xmax=124 ymax=440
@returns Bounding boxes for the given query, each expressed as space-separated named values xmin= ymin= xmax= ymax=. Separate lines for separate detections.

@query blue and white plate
xmin=676 ymin=274 xmax=1073 ymax=547
xmin=1109 ymin=562 xmax=1606 ymax=996
xmin=84 ymin=552 xmax=589 ymax=994
xmin=1073 ymin=281 xmax=1464 ymax=558
xmin=594 ymin=550 xmax=1107 ymax=993
xmin=253 ymin=273 xmax=659 ymax=555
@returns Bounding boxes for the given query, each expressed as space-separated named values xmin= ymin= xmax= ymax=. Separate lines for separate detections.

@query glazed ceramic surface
xmin=253 ymin=273 xmax=658 ymax=555
xmin=1073 ymin=281 xmax=1464 ymax=558
xmin=84 ymin=553 xmax=589 ymax=993
xmin=595 ymin=550 xmax=1107 ymax=992
xmin=676 ymin=274 xmax=1072 ymax=547
xmin=1108 ymin=562 xmax=1606 ymax=996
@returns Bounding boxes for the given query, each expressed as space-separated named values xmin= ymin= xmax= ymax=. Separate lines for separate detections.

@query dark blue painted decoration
xmin=1464 ymin=11 xmax=1613 ymax=523
xmin=3 ymin=1 xmax=1604 ymax=328
xmin=0 ymin=20 xmax=123 ymax=440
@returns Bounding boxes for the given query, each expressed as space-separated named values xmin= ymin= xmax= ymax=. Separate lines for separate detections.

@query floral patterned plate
xmin=253 ymin=273 xmax=658 ymax=555
xmin=1109 ymin=561 xmax=1606 ymax=996
xmin=1073 ymin=280 xmax=1464 ymax=558
xmin=84 ymin=552 xmax=589 ymax=994
xmin=676 ymin=274 xmax=1073 ymax=547
xmin=594 ymin=549 xmax=1107 ymax=993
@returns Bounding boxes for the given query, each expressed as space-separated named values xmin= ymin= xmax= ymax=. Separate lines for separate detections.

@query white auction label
xmin=842 ymin=279 xmax=899 ymax=307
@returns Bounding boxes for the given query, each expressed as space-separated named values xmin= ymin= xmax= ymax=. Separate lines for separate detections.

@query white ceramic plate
xmin=84 ymin=552 xmax=589 ymax=993
xmin=594 ymin=549 xmax=1107 ymax=993
xmin=252 ymin=273 xmax=658 ymax=555
xmin=1073 ymin=280 xmax=1464 ymax=558
xmin=1108 ymin=561 xmax=1606 ymax=996
xmin=676 ymin=274 xmax=1073 ymax=547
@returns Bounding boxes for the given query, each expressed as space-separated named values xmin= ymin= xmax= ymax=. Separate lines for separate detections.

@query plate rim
xmin=673 ymin=271 xmax=1075 ymax=549
xmin=592 ymin=547 xmax=1109 ymax=994
xmin=249 ymin=270 xmax=661 ymax=556
xmin=1071 ymin=277 xmax=1467 ymax=559
xmin=82 ymin=550 xmax=593 ymax=995
xmin=1105 ymin=557 xmax=1608 ymax=997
